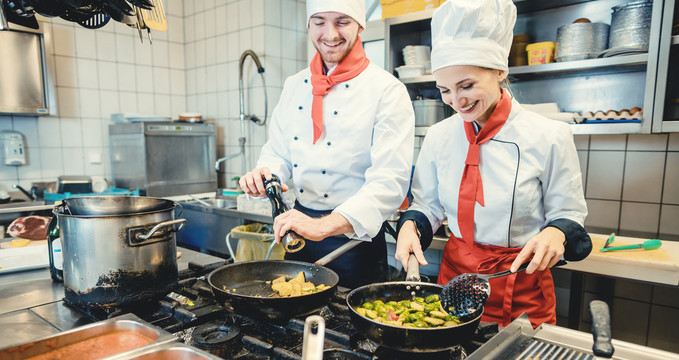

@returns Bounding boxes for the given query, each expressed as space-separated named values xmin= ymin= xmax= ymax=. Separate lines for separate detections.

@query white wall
xmin=0 ymin=0 xmax=308 ymax=195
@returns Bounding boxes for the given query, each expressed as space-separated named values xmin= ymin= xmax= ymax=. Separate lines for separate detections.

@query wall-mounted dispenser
xmin=0 ymin=131 xmax=26 ymax=166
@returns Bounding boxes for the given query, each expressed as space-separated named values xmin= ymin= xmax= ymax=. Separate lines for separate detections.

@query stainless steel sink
xmin=0 ymin=200 xmax=52 ymax=213
xmin=182 ymin=197 xmax=237 ymax=209
xmin=0 ymin=200 xmax=53 ymax=223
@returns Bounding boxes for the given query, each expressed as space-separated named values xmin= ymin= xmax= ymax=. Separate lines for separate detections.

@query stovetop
xmin=63 ymin=261 xmax=499 ymax=360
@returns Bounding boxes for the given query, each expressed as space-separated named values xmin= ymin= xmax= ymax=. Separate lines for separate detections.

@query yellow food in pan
xmin=267 ymin=271 xmax=329 ymax=297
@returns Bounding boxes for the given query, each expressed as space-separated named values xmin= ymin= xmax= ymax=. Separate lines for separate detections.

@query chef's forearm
xmin=545 ymin=218 xmax=592 ymax=261
xmin=397 ymin=210 xmax=433 ymax=250
xmin=318 ymin=212 xmax=354 ymax=239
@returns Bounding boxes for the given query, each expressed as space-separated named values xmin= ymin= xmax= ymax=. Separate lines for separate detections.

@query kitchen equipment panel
xmin=109 ymin=122 xmax=217 ymax=197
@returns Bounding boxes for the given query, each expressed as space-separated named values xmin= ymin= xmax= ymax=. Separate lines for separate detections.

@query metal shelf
xmin=509 ymin=54 xmax=648 ymax=80
xmin=570 ymin=122 xmax=642 ymax=135
xmin=400 ymin=74 xmax=434 ymax=84
xmin=513 ymin=0 xmax=595 ymax=14
xmin=399 ymin=54 xmax=649 ymax=84
xmin=413 ymin=122 xmax=642 ymax=137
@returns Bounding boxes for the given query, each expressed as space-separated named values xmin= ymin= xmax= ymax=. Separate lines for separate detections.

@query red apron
xmin=437 ymin=235 xmax=556 ymax=327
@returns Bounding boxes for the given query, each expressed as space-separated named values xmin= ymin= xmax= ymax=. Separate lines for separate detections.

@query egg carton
xmin=574 ymin=108 xmax=643 ymax=123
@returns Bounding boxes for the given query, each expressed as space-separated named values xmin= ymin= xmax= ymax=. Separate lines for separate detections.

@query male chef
xmin=239 ymin=0 xmax=415 ymax=288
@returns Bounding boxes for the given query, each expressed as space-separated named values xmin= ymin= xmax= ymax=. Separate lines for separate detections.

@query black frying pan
xmin=207 ymin=260 xmax=338 ymax=324
xmin=345 ymin=255 xmax=482 ymax=352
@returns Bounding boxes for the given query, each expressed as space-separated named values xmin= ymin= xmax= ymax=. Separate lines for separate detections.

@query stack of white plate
xmin=402 ymin=45 xmax=431 ymax=71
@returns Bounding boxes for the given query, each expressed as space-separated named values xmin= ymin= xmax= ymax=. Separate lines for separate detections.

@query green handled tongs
xmin=599 ymin=233 xmax=662 ymax=252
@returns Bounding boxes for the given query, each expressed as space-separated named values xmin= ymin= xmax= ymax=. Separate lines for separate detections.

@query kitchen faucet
xmin=215 ymin=50 xmax=268 ymax=179
xmin=13 ymin=184 xmax=37 ymax=201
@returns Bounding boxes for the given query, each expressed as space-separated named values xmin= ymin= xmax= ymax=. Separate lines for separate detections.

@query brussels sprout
xmin=445 ymin=314 xmax=455 ymax=321
xmin=398 ymin=300 xmax=411 ymax=308
xmin=410 ymin=302 xmax=425 ymax=312
xmin=424 ymin=303 xmax=438 ymax=313
xmin=412 ymin=320 xmax=429 ymax=328
xmin=361 ymin=302 xmax=374 ymax=310
xmin=374 ymin=304 xmax=387 ymax=314
xmin=424 ymin=316 xmax=445 ymax=326
xmin=411 ymin=311 xmax=426 ymax=320
xmin=356 ymin=307 xmax=367 ymax=316
xmin=414 ymin=296 xmax=425 ymax=304
xmin=400 ymin=313 xmax=414 ymax=323
xmin=373 ymin=300 xmax=384 ymax=306
xmin=365 ymin=309 xmax=378 ymax=319
xmin=425 ymin=294 xmax=440 ymax=303
xmin=386 ymin=300 xmax=398 ymax=307
xmin=429 ymin=310 xmax=448 ymax=319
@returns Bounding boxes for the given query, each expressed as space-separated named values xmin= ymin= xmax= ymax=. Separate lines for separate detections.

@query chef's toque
xmin=306 ymin=0 xmax=366 ymax=29
xmin=431 ymin=0 xmax=516 ymax=73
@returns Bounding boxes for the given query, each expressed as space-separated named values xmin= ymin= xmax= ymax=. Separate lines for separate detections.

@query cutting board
xmin=562 ymin=233 xmax=679 ymax=286
xmin=0 ymin=240 xmax=49 ymax=274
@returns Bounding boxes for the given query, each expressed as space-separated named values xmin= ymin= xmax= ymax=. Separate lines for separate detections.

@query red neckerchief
xmin=309 ymin=36 xmax=370 ymax=144
xmin=457 ymin=89 xmax=512 ymax=243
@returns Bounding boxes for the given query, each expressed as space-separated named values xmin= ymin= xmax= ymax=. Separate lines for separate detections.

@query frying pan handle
xmin=302 ymin=315 xmax=325 ymax=360
xmin=589 ymin=300 xmax=614 ymax=358
xmin=405 ymin=253 xmax=421 ymax=282
xmin=315 ymin=240 xmax=362 ymax=266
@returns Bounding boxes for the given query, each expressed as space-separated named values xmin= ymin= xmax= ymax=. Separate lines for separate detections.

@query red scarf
xmin=457 ymin=89 xmax=512 ymax=243
xmin=310 ymin=36 xmax=370 ymax=144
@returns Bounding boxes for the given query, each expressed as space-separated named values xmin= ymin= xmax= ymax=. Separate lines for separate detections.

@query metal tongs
xmin=599 ymin=233 xmax=662 ymax=252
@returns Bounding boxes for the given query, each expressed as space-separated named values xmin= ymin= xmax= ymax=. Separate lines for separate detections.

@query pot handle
xmin=136 ymin=219 xmax=187 ymax=241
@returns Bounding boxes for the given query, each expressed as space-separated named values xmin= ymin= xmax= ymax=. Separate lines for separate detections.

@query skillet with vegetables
xmin=353 ymin=294 xmax=462 ymax=328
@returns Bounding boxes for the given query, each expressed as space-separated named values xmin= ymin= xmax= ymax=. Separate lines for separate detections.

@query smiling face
xmin=434 ymin=65 xmax=507 ymax=126
xmin=308 ymin=12 xmax=363 ymax=69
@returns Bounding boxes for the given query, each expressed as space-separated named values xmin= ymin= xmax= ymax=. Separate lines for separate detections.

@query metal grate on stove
xmin=517 ymin=339 xmax=595 ymax=360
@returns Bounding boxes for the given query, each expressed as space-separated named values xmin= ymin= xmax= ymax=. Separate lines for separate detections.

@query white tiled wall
xmin=182 ymin=0 xmax=307 ymax=189
xmin=0 ymin=0 xmax=308 ymax=196
xmin=0 ymin=0 xmax=187 ymax=195
xmin=578 ymin=133 xmax=679 ymax=240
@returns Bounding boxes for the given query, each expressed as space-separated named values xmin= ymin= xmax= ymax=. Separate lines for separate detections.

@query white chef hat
xmin=306 ymin=0 xmax=366 ymax=29
xmin=431 ymin=0 xmax=517 ymax=73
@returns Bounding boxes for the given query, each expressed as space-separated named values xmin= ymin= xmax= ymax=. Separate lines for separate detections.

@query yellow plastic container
xmin=526 ymin=41 xmax=556 ymax=65
xmin=380 ymin=0 xmax=442 ymax=20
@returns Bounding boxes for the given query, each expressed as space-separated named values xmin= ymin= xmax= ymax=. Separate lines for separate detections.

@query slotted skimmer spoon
xmin=441 ymin=259 xmax=566 ymax=321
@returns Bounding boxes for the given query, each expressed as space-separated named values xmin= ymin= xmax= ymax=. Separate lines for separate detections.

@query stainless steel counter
xmin=0 ymin=247 xmax=225 ymax=349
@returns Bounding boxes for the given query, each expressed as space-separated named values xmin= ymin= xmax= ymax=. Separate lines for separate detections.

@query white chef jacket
xmin=409 ymin=98 xmax=587 ymax=248
xmin=257 ymin=62 xmax=415 ymax=241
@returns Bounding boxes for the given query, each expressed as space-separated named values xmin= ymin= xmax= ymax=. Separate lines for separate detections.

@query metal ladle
xmin=440 ymin=260 xmax=566 ymax=321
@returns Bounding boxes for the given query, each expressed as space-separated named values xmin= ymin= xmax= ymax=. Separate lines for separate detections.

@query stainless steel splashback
xmin=109 ymin=122 xmax=217 ymax=196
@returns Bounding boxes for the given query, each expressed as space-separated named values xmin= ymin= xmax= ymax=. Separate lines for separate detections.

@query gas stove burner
xmin=191 ymin=322 xmax=241 ymax=348
xmin=190 ymin=322 xmax=242 ymax=358
xmin=323 ymin=349 xmax=372 ymax=359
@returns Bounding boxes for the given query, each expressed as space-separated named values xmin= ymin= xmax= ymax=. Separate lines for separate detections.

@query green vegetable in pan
xmin=354 ymin=294 xmax=462 ymax=328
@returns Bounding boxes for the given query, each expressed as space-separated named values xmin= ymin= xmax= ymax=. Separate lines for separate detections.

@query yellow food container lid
xmin=526 ymin=41 xmax=556 ymax=51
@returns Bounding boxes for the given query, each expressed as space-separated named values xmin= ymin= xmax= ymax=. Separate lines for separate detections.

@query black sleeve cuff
xmin=546 ymin=218 xmax=592 ymax=261
xmin=397 ymin=210 xmax=434 ymax=251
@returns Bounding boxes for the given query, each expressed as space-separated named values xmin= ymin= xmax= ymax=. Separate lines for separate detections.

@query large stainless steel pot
xmin=54 ymin=196 xmax=186 ymax=308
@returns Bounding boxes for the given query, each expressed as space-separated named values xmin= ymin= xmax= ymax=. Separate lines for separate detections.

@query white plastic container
xmin=395 ymin=65 xmax=425 ymax=79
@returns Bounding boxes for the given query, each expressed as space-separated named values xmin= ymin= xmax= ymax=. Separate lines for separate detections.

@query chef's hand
xmin=511 ymin=227 xmax=565 ymax=274
xmin=273 ymin=210 xmax=352 ymax=243
xmin=395 ymin=220 xmax=428 ymax=271
xmin=239 ymin=167 xmax=288 ymax=197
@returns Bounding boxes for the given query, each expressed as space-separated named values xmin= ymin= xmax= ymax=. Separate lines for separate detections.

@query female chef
xmin=395 ymin=0 xmax=591 ymax=327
